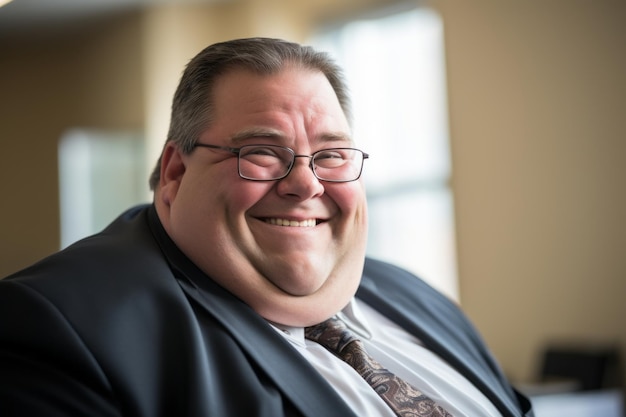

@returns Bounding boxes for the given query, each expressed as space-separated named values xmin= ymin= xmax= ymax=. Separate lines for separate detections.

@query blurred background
xmin=1 ymin=0 xmax=624 ymax=414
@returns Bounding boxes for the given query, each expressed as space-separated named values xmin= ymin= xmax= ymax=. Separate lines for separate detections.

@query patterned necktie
xmin=305 ymin=317 xmax=454 ymax=417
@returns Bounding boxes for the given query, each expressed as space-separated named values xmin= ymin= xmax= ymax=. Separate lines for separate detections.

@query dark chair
xmin=539 ymin=344 xmax=622 ymax=391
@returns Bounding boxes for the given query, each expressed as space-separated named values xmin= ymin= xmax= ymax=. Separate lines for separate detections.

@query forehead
xmin=210 ymin=66 xmax=349 ymax=128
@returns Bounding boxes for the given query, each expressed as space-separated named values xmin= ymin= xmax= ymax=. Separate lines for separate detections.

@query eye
xmin=243 ymin=146 xmax=280 ymax=157
xmin=316 ymin=150 xmax=344 ymax=159
xmin=314 ymin=149 xmax=349 ymax=168
xmin=240 ymin=146 xmax=288 ymax=167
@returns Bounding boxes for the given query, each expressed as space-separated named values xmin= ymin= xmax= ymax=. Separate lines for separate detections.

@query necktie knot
xmin=304 ymin=316 xmax=359 ymax=353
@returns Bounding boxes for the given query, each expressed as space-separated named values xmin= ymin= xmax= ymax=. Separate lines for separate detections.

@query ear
xmin=158 ymin=142 xmax=187 ymax=207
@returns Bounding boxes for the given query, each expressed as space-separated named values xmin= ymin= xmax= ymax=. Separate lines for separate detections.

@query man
xmin=0 ymin=38 xmax=532 ymax=416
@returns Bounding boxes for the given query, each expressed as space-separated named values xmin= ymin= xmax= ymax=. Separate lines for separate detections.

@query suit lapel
xmin=169 ymin=263 xmax=357 ymax=417
xmin=357 ymin=258 xmax=521 ymax=417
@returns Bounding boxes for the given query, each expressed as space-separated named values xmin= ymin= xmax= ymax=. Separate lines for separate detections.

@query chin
xmin=273 ymin=274 xmax=327 ymax=297
xmin=269 ymin=261 xmax=331 ymax=294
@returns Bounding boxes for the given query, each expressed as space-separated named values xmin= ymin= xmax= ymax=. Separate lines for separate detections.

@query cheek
xmin=207 ymin=181 xmax=276 ymax=239
xmin=227 ymin=185 xmax=263 ymax=210
xmin=185 ymin=164 xmax=265 ymax=213
xmin=221 ymin=182 xmax=273 ymax=220
xmin=327 ymin=182 xmax=367 ymax=220
xmin=169 ymin=178 xmax=268 ymax=253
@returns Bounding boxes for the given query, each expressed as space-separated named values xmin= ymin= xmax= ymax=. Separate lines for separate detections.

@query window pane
xmin=58 ymin=129 xmax=147 ymax=248
xmin=367 ymin=188 xmax=458 ymax=301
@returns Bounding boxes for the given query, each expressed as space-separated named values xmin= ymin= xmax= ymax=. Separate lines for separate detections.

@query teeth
xmin=266 ymin=218 xmax=317 ymax=227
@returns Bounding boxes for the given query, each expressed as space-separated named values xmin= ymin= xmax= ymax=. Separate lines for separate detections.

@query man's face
xmin=157 ymin=66 xmax=368 ymax=326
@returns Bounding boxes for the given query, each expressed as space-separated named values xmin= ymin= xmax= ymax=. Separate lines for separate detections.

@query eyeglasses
xmin=193 ymin=143 xmax=369 ymax=182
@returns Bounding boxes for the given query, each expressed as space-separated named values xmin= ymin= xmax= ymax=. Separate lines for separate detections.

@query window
xmin=311 ymin=7 xmax=458 ymax=300
xmin=58 ymin=129 xmax=147 ymax=248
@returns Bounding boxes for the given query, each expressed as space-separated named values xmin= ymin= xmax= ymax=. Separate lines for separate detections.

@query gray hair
xmin=148 ymin=37 xmax=352 ymax=190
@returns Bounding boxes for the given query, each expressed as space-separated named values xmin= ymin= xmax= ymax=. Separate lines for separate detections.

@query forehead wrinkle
xmin=230 ymin=127 xmax=287 ymax=144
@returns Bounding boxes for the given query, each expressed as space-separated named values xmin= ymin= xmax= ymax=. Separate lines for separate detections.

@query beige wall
xmin=0 ymin=12 xmax=144 ymax=276
xmin=434 ymin=0 xmax=626 ymax=385
xmin=1 ymin=0 xmax=624 ymax=389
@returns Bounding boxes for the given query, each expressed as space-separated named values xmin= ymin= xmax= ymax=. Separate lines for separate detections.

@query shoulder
xmin=361 ymin=257 xmax=459 ymax=308
xmin=0 ymin=205 xmax=216 ymax=416
xmin=0 ymin=204 xmax=184 ymax=332
xmin=359 ymin=257 xmax=476 ymax=337
xmin=3 ymin=205 xmax=164 ymax=288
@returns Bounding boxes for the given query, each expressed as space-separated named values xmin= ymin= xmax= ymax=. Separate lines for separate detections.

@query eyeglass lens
xmin=237 ymin=145 xmax=365 ymax=182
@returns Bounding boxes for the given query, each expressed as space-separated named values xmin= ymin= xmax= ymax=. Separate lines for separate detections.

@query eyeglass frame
xmin=192 ymin=143 xmax=369 ymax=183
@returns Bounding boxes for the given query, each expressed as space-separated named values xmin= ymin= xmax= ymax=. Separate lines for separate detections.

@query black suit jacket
xmin=0 ymin=205 xmax=532 ymax=416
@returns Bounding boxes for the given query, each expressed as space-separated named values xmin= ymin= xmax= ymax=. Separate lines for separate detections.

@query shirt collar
xmin=336 ymin=298 xmax=373 ymax=340
xmin=270 ymin=298 xmax=374 ymax=346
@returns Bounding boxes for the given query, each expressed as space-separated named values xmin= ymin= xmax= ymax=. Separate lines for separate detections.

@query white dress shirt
xmin=271 ymin=298 xmax=502 ymax=417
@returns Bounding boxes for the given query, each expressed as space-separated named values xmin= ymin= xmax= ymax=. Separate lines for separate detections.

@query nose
xmin=275 ymin=156 xmax=324 ymax=200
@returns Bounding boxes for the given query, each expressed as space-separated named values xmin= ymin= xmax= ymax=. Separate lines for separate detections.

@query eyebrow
xmin=230 ymin=128 xmax=353 ymax=145
xmin=230 ymin=128 xmax=285 ymax=144
xmin=318 ymin=132 xmax=353 ymax=144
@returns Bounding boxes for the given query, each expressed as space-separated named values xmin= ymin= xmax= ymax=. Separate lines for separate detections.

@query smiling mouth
xmin=264 ymin=218 xmax=321 ymax=227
